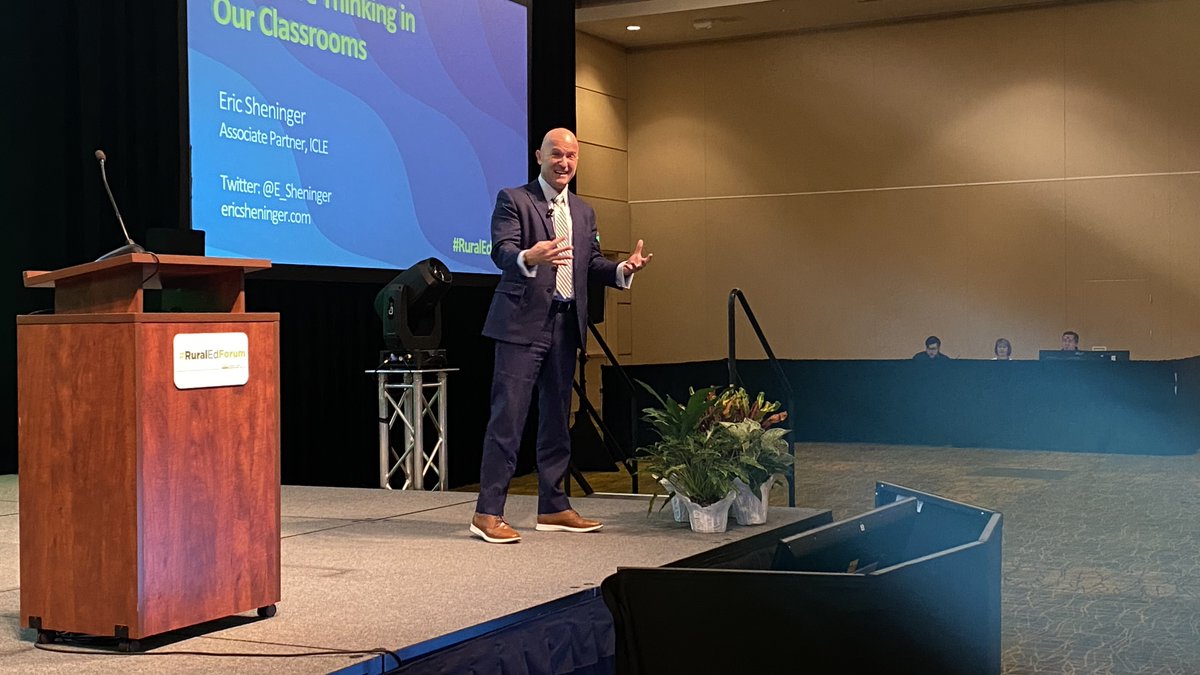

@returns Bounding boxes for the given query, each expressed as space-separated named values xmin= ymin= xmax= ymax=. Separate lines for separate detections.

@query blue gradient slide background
xmin=187 ymin=0 xmax=527 ymax=273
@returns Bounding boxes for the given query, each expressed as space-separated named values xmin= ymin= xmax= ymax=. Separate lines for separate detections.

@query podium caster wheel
xmin=35 ymin=630 xmax=58 ymax=644
xmin=257 ymin=604 xmax=277 ymax=618
xmin=118 ymin=639 xmax=141 ymax=653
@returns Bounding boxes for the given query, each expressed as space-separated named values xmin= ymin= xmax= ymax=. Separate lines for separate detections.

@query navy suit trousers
xmin=475 ymin=304 xmax=579 ymax=516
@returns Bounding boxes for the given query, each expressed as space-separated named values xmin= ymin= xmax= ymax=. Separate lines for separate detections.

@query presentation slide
xmin=187 ymin=0 xmax=527 ymax=274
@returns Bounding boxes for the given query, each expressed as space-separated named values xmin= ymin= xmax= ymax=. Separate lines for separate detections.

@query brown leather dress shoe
xmin=470 ymin=513 xmax=521 ymax=543
xmin=535 ymin=508 xmax=603 ymax=533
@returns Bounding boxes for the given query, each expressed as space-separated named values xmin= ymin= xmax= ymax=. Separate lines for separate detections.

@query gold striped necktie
xmin=552 ymin=195 xmax=573 ymax=299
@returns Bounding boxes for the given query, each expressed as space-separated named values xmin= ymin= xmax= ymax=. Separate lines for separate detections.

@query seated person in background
xmin=993 ymin=338 xmax=1012 ymax=360
xmin=913 ymin=335 xmax=950 ymax=360
xmin=1061 ymin=331 xmax=1081 ymax=352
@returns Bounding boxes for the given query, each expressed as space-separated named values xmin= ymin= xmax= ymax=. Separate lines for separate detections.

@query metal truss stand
xmin=368 ymin=368 xmax=457 ymax=490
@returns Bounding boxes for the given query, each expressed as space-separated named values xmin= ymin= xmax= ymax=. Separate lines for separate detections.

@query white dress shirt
xmin=515 ymin=175 xmax=633 ymax=289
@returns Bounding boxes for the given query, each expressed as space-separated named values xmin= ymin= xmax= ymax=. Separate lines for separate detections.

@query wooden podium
xmin=17 ymin=254 xmax=281 ymax=649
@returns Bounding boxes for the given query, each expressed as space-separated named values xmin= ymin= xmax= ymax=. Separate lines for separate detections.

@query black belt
xmin=550 ymin=298 xmax=575 ymax=314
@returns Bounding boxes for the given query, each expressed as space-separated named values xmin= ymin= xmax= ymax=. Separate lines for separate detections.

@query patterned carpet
xmin=485 ymin=443 xmax=1200 ymax=674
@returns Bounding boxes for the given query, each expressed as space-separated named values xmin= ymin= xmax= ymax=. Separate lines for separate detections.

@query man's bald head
xmin=536 ymin=128 xmax=579 ymax=194
xmin=540 ymin=128 xmax=577 ymax=152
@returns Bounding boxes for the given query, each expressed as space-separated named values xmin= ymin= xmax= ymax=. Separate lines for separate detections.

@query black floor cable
xmin=34 ymin=636 xmax=402 ymax=669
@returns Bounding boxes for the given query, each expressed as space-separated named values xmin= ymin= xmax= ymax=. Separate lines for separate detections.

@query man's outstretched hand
xmin=526 ymin=236 xmax=573 ymax=267
xmin=622 ymin=239 xmax=653 ymax=275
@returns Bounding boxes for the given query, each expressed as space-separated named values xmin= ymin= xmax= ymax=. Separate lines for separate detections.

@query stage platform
xmin=0 ymin=476 xmax=829 ymax=674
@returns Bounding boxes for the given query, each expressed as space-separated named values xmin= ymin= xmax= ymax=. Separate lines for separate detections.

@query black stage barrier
xmin=602 ymin=482 xmax=1003 ymax=675
xmin=603 ymin=357 xmax=1200 ymax=456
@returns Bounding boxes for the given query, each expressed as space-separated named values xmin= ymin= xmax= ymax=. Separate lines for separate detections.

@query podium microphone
xmin=93 ymin=149 xmax=146 ymax=261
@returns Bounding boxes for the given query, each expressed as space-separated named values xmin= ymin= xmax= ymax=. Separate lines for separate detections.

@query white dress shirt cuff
xmin=616 ymin=263 xmax=634 ymax=289
xmin=516 ymin=250 xmax=537 ymax=278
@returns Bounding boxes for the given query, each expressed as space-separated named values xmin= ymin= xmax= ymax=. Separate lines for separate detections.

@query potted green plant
xmin=638 ymin=384 xmax=794 ymax=532
xmin=711 ymin=389 xmax=793 ymax=525
xmin=638 ymin=386 xmax=740 ymax=533
xmin=724 ymin=420 xmax=792 ymax=525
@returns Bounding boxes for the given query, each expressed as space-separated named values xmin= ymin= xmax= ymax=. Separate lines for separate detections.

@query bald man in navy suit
xmin=471 ymin=129 xmax=653 ymax=544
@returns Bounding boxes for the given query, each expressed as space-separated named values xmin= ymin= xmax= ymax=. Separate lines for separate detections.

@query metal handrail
xmin=572 ymin=378 xmax=636 ymax=471
xmin=728 ymin=289 xmax=798 ymax=507
xmin=571 ymin=321 xmax=640 ymax=493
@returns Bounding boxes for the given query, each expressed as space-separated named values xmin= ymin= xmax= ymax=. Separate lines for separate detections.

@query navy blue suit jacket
xmin=482 ymin=181 xmax=620 ymax=345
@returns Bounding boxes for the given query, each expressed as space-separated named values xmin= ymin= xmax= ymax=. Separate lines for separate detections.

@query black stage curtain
xmin=6 ymin=0 xmax=574 ymax=486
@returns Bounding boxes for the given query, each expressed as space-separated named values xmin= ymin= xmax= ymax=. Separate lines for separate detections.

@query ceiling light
xmin=626 ymin=25 xmax=641 ymax=31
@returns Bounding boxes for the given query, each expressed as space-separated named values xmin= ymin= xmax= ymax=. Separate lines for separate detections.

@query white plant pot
xmin=671 ymin=495 xmax=687 ymax=523
xmin=658 ymin=478 xmax=688 ymax=523
xmin=679 ymin=491 xmax=736 ymax=533
xmin=731 ymin=475 xmax=777 ymax=526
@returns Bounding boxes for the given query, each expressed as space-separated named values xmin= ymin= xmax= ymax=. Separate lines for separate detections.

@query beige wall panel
xmin=701 ymin=197 xmax=799 ymax=361
xmin=1064 ymin=177 xmax=1171 ymax=283
xmin=662 ymin=181 xmax=1069 ymax=363
xmin=1167 ymin=0 xmax=1200 ymax=172
xmin=1142 ymin=181 xmax=1182 ymax=360
xmin=577 ymin=87 xmax=628 ymax=151
xmin=866 ymin=10 xmax=1061 ymax=187
xmin=701 ymin=31 xmax=881 ymax=195
xmin=1166 ymin=175 xmax=1200 ymax=356
xmin=587 ymin=306 xmax=607 ymax=358
xmin=1063 ymin=177 xmax=1173 ymax=357
xmin=701 ymin=189 xmax=951 ymax=359
xmin=576 ymin=142 xmax=628 ymax=202
xmin=701 ymin=192 xmax=878 ymax=360
xmin=589 ymin=196 xmax=631 ymax=253
xmin=1064 ymin=1 xmax=1174 ymax=177
xmin=930 ymin=8 xmax=1065 ymax=183
xmin=585 ymin=283 xmax=616 ymax=358
xmin=867 ymin=19 xmax=984 ymax=188
xmin=576 ymin=32 xmax=627 ymax=99
xmin=626 ymin=180 xmax=1197 ymax=362
xmin=644 ymin=8 xmax=1067 ymax=197
xmin=627 ymin=49 xmax=708 ymax=201
xmin=622 ymin=0 xmax=1198 ymax=363
xmin=627 ymin=201 xmax=716 ymax=363
xmin=585 ymin=285 xmax=631 ymax=357
xmin=616 ymin=303 xmax=633 ymax=355
xmin=1065 ymin=279 xmax=1153 ymax=358
xmin=862 ymin=187 xmax=986 ymax=358
xmin=951 ymin=182 xmax=1067 ymax=359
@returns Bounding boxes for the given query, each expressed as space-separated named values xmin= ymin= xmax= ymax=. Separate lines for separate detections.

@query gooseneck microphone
xmin=93 ymin=149 xmax=146 ymax=261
